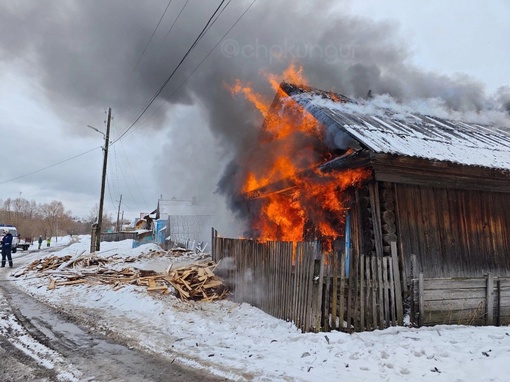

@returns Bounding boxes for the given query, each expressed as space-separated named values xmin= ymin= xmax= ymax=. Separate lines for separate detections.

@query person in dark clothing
xmin=1 ymin=229 xmax=13 ymax=268
xmin=38 ymin=235 xmax=43 ymax=249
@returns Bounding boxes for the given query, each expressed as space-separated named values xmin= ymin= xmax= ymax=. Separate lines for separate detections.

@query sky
xmin=2 ymin=236 xmax=510 ymax=381
xmin=0 ymin=0 xmax=508 ymax=228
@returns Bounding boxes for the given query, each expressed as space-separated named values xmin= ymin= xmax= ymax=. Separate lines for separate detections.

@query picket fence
xmin=212 ymin=230 xmax=404 ymax=333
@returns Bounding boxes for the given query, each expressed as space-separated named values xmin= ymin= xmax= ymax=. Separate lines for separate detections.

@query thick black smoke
xmin=0 ymin=0 xmax=507 ymax=229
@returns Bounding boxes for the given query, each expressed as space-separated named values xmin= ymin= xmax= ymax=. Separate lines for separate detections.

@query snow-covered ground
xmin=6 ymin=236 xmax=510 ymax=381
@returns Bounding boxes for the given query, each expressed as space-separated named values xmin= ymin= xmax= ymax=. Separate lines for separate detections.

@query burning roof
xmin=287 ymin=83 xmax=510 ymax=171
xmin=228 ymin=69 xmax=372 ymax=247
xmin=227 ymin=71 xmax=510 ymax=247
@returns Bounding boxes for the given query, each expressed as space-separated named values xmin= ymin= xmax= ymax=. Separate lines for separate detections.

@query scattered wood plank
xmin=166 ymin=261 xmax=228 ymax=301
xmin=55 ymin=279 xmax=87 ymax=286
xmin=21 ymin=254 xmax=228 ymax=302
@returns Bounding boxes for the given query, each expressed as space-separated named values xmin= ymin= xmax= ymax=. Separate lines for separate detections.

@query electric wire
xmin=0 ymin=146 xmax=101 ymax=185
xmin=134 ymin=0 xmax=256 ymax=131
xmin=1 ymin=0 xmax=255 ymax=205
xmin=116 ymin=140 xmax=146 ymax=209
xmin=109 ymin=117 xmax=144 ymax=215
xmin=163 ymin=0 xmax=189 ymax=40
xmin=106 ymin=147 xmax=120 ymax=212
xmin=131 ymin=0 xmax=174 ymax=74
xmin=112 ymin=0 xmax=227 ymax=145
xmin=110 ymin=113 xmax=146 ymax=210
xmin=106 ymin=173 xmax=116 ymax=215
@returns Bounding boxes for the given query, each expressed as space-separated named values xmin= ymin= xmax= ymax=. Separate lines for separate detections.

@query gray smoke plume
xmin=0 ymin=0 xmax=507 ymax=232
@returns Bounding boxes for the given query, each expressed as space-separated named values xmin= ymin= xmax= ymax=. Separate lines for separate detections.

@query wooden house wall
xmin=393 ymin=183 xmax=510 ymax=282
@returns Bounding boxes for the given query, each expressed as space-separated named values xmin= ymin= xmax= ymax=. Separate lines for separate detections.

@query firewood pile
xmin=166 ymin=261 xmax=228 ymax=301
xmin=23 ymin=255 xmax=73 ymax=272
xmin=17 ymin=254 xmax=228 ymax=302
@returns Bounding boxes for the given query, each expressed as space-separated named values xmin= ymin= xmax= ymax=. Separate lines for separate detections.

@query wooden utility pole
xmin=116 ymin=194 xmax=123 ymax=232
xmin=90 ymin=107 xmax=111 ymax=253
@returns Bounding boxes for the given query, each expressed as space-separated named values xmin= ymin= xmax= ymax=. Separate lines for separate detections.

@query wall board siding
xmin=412 ymin=275 xmax=510 ymax=326
xmin=394 ymin=184 xmax=510 ymax=281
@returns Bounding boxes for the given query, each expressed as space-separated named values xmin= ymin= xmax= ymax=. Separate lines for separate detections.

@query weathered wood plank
xmin=487 ymin=273 xmax=494 ymax=325
xmin=331 ymin=253 xmax=338 ymax=330
xmin=386 ymin=256 xmax=396 ymax=325
xmin=346 ymin=249 xmax=354 ymax=331
xmin=418 ymin=273 xmax=424 ymax=327
xmin=359 ymin=252 xmax=365 ymax=330
xmin=423 ymin=288 xmax=486 ymax=300
xmin=376 ymin=255 xmax=384 ymax=329
xmin=369 ymin=182 xmax=385 ymax=261
xmin=424 ymin=298 xmax=486 ymax=311
xmin=391 ymin=242 xmax=404 ymax=325
xmin=423 ymin=278 xmax=488 ymax=290
xmin=352 ymin=248 xmax=360 ymax=331
xmin=382 ymin=255 xmax=390 ymax=325
xmin=312 ymin=255 xmax=325 ymax=332
xmin=369 ymin=256 xmax=377 ymax=328
xmin=422 ymin=310 xmax=487 ymax=326
xmin=339 ymin=251 xmax=346 ymax=330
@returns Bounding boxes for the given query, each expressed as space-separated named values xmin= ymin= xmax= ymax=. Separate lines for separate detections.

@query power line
xmin=117 ymin=140 xmax=147 ymax=209
xmin=131 ymin=0 xmax=174 ymax=74
xmin=113 ymin=0 xmax=228 ymax=145
xmin=110 ymin=114 xmax=146 ymax=210
xmin=0 ymin=146 xmax=101 ymax=185
xmin=0 ymin=0 xmax=256 ymax=188
xmin=203 ymin=0 xmax=232 ymax=36
xmin=128 ymin=0 xmax=257 ymax=133
xmin=163 ymin=0 xmax=189 ymax=40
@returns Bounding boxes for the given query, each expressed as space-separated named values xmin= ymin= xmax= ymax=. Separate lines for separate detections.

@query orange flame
xmin=231 ymin=64 xmax=371 ymax=249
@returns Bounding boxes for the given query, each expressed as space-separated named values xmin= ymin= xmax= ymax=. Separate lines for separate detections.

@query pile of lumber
xmin=18 ymin=255 xmax=228 ymax=302
xmin=166 ymin=261 xmax=228 ymax=301
xmin=23 ymin=255 xmax=73 ymax=272
xmin=69 ymin=254 xmax=111 ymax=268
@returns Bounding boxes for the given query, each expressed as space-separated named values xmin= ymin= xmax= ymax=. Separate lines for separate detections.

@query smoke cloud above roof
xmin=1 ymin=0 xmax=508 ymax=227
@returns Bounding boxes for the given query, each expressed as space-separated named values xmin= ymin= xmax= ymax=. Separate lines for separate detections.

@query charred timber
xmin=244 ymin=150 xmax=372 ymax=200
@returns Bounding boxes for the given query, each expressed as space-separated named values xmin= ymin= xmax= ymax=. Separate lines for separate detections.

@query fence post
xmin=486 ymin=273 xmax=494 ymax=325
xmin=418 ymin=273 xmax=424 ymax=327
xmin=330 ymin=252 xmax=338 ymax=330
xmin=211 ymin=228 xmax=216 ymax=262
xmin=391 ymin=242 xmax=404 ymax=325
xmin=311 ymin=253 xmax=325 ymax=332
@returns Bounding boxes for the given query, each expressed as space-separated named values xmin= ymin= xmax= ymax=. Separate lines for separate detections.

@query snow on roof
xmin=288 ymin=85 xmax=510 ymax=170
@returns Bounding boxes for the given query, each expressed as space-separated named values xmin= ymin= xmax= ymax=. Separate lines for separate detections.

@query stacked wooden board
xmin=17 ymin=255 xmax=228 ymax=302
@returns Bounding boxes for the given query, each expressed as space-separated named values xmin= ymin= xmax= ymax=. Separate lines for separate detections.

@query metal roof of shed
xmin=288 ymin=87 xmax=510 ymax=171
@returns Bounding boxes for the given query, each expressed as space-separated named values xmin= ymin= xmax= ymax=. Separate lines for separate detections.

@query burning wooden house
xmin=281 ymin=82 xmax=510 ymax=279
xmin=216 ymin=74 xmax=510 ymax=331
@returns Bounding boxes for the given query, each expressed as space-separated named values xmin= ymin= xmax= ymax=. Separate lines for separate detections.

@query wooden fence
xmin=411 ymin=273 xmax=510 ymax=326
xmin=212 ymin=230 xmax=404 ymax=333
xmin=100 ymin=232 xmax=139 ymax=242
xmin=212 ymin=231 xmax=324 ymax=332
xmin=322 ymin=241 xmax=403 ymax=332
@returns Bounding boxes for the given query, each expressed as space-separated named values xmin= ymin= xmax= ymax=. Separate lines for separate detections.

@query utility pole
xmin=90 ymin=107 xmax=111 ymax=253
xmin=116 ymin=194 xmax=123 ymax=232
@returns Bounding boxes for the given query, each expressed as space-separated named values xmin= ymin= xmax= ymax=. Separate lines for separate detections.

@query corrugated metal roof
xmin=290 ymin=89 xmax=510 ymax=170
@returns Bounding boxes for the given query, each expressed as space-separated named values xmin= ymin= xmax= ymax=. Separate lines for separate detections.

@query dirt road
xmin=0 ymin=280 xmax=229 ymax=382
